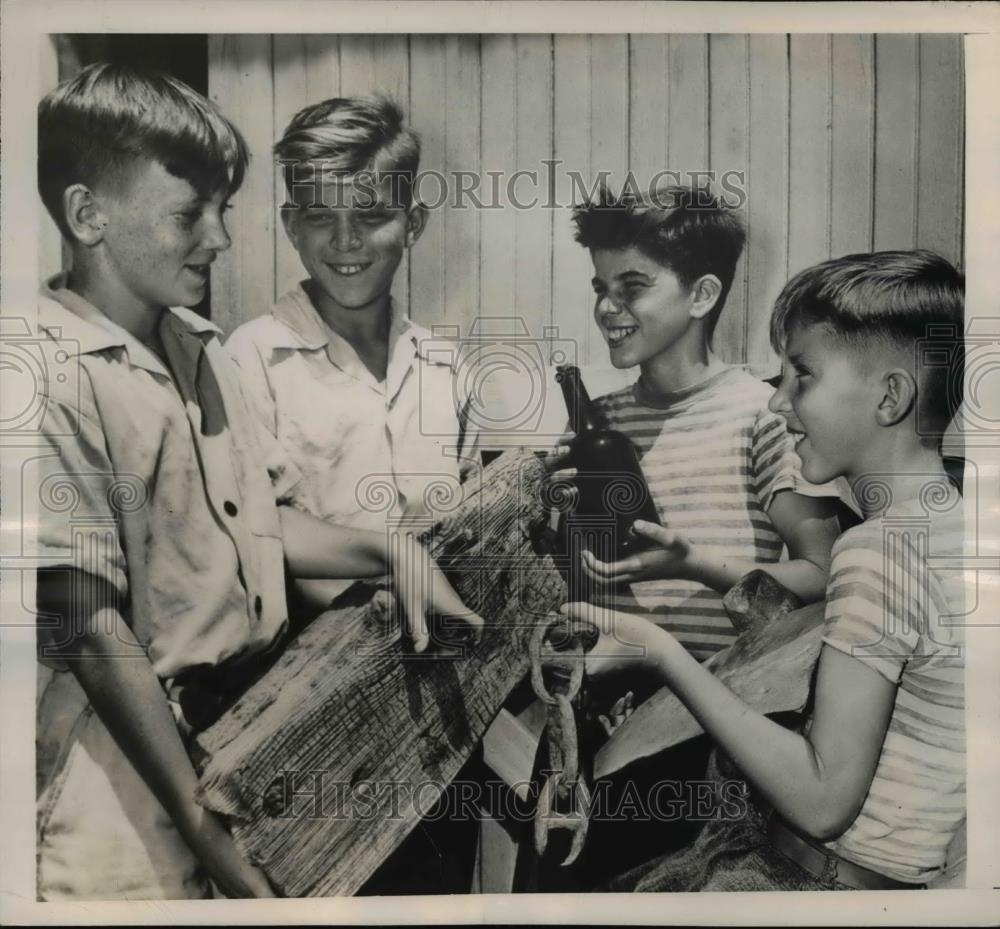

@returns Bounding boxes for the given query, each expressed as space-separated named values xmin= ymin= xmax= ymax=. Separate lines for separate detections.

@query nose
xmin=768 ymin=367 xmax=794 ymax=416
xmin=595 ymin=294 xmax=625 ymax=319
xmin=331 ymin=214 xmax=362 ymax=252
xmin=202 ymin=212 xmax=231 ymax=253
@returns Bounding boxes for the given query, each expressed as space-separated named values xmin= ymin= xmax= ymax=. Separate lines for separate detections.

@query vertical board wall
xmin=209 ymin=33 xmax=964 ymax=375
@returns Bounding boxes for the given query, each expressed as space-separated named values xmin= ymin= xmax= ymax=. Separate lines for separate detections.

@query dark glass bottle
xmin=555 ymin=365 xmax=662 ymax=564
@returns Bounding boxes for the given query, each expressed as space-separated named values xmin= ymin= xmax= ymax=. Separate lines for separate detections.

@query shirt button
xmin=224 ymin=500 xmax=238 ymax=517
xmin=254 ymin=595 xmax=263 ymax=615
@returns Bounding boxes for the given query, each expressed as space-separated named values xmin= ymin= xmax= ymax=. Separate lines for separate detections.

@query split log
xmin=594 ymin=574 xmax=826 ymax=780
xmin=193 ymin=450 xmax=567 ymax=897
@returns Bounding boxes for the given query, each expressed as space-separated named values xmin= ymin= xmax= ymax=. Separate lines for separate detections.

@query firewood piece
xmin=722 ymin=569 xmax=804 ymax=635
xmin=193 ymin=450 xmax=568 ymax=897
xmin=594 ymin=602 xmax=826 ymax=780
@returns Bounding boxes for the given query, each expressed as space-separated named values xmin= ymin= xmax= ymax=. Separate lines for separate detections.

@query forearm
xmin=55 ymin=591 xmax=271 ymax=895
xmin=645 ymin=632 xmax=841 ymax=837
xmin=278 ymin=505 xmax=388 ymax=579
xmin=687 ymin=551 xmax=829 ymax=602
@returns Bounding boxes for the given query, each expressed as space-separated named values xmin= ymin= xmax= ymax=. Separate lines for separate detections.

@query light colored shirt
xmin=595 ymin=366 xmax=841 ymax=661
xmin=33 ymin=276 xmax=303 ymax=900
xmin=34 ymin=276 xmax=300 ymax=679
xmin=821 ymin=483 xmax=965 ymax=884
xmin=226 ymin=284 xmax=478 ymax=601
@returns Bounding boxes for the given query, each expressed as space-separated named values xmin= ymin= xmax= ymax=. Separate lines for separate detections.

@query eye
xmin=174 ymin=210 xmax=199 ymax=230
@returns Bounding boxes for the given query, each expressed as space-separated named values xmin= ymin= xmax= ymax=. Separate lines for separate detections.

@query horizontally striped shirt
xmin=821 ymin=482 xmax=965 ymax=884
xmin=596 ymin=367 xmax=837 ymax=661
xmin=594 ymin=366 xmax=829 ymax=661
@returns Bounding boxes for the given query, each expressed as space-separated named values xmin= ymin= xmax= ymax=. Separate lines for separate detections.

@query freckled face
xmin=768 ymin=322 xmax=881 ymax=485
xmin=97 ymin=158 xmax=232 ymax=311
xmin=590 ymin=247 xmax=696 ymax=370
xmin=282 ymin=173 xmax=423 ymax=315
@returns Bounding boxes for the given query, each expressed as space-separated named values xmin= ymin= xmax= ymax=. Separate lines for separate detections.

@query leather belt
xmin=768 ymin=816 xmax=924 ymax=891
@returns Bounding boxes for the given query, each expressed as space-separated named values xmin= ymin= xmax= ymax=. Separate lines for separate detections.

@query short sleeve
xmin=751 ymin=408 xmax=848 ymax=512
xmin=821 ymin=527 xmax=922 ymax=684
xmin=34 ymin=397 xmax=129 ymax=598
xmin=34 ymin=397 xmax=130 ymax=671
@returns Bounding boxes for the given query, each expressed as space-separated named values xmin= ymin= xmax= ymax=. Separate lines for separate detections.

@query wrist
xmin=681 ymin=545 xmax=710 ymax=584
xmin=643 ymin=624 xmax=685 ymax=681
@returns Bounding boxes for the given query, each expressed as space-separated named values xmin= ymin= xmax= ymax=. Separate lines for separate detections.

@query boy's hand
xmin=597 ymin=690 xmax=635 ymax=738
xmin=180 ymin=805 xmax=277 ymax=898
xmin=581 ymin=519 xmax=697 ymax=585
xmin=560 ymin=601 xmax=668 ymax=678
xmin=389 ymin=530 xmax=485 ymax=653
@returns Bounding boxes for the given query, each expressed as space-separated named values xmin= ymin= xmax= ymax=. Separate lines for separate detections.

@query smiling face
xmin=96 ymin=158 xmax=232 ymax=312
xmin=282 ymin=172 xmax=424 ymax=319
xmin=589 ymin=247 xmax=702 ymax=372
xmin=768 ymin=321 xmax=882 ymax=485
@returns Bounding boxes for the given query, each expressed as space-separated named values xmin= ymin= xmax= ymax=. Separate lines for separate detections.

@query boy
xmin=570 ymin=184 xmax=844 ymax=663
xmin=566 ymin=249 xmax=966 ymax=890
xmin=34 ymin=64 xmax=481 ymax=901
xmin=226 ymin=95 xmax=478 ymax=614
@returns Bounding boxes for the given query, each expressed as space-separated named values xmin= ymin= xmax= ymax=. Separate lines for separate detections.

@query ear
xmin=280 ymin=206 xmax=301 ymax=250
xmin=687 ymin=274 xmax=722 ymax=320
xmin=404 ymin=202 xmax=428 ymax=248
xmin=876 ymin=368 xmax=917 ymax=427
xmin=63 ymin=184 xmax=106 ymax=246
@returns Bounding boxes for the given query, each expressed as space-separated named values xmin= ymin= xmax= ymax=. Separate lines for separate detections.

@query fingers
xmin=632 ymin=519 xmax=683 ymax=550
xmin=541 ymin=441 xmax=574 ymax=472
xmin=581 ymin=548 xmax=638 ymax=581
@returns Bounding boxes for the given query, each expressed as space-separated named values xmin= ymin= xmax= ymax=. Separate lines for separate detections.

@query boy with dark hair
xmin=227 ymin=95 xmax=479 ymax=615
xmin=571 ymin=185 xmax=843 ymax=663
xmin=34 ymin=64 xmax=481 ymax=900
xmin=566 ymin=248 xmax=966 ymax=891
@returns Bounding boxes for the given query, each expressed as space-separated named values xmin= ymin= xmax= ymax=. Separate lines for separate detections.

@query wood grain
xmin=194 ymin=450 xmax=568 ymax=897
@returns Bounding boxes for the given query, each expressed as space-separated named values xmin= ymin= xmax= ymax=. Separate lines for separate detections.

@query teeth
xmin=331 ymin=264 xmax=367 ymax=276
xmin=606 ymin=325 xmax=638 ymax=345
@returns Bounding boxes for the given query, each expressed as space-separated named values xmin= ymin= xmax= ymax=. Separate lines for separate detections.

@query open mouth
xmin=605 ymin=325 xmax=638 ymax=348
xmin=328 ymin=262 xmax=372 ymax=277
xmin=788 ymin=429 xmax=807 ymax=448
xmin=184 ymin=263 xmax=211 ymax=280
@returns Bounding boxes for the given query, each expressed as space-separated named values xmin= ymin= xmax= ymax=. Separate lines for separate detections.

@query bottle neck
xmin=557 ymin=365 xmax=602 ymax=433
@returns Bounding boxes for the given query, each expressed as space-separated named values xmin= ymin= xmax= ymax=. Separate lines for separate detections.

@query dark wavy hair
xmin=572 ymin=183 xmax=746 ymax=340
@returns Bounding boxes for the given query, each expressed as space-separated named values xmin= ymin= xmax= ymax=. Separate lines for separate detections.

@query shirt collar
xmin=39 ymin=273 xmax=221 ymax=376
xmin=270 ymin=281 xmax=439 ymax=361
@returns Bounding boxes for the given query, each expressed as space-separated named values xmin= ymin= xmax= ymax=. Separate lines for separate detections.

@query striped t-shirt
xmin=821 ymin=482 xmax=965 ymax=885
xmin=594 ymin=366 xmax=825 ymax=661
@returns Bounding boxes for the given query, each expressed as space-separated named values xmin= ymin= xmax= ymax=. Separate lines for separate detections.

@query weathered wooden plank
xmin=916 ymin=35 xmax=964 ymax=264
xmin=480 ymin=33 xmax=518 ymax=320
xmin=628 ymin=34 xmax=669 ymax=193
xmin=873 ymin=35 xmax=919 ymax=251
xmin=830 ymin=35 xmax=875 ymax=259
xmin=408 ymin=35 xmax=447 ymax=328
xmin=746 ymin=34 xmax=789 ymax=377
xmin=788 ymin=34 xmax=832 ymax=277
xmin=208 ymin=35 xmax=275 ymax=331
xmin=709 ymin=34 xmax=750 ymax=366
xmin=551 ymin=35 xmax=598 ymax=368
xmin=514 ymin=35 xmax=553 ymax=329
xmin=194 ymin=450 xmax=567 ymax=897
xmin=273 ymin=35 xmax=311 ymax=300
xmin=594 ymin=601 xmax=825 ymax=780
xmin=667 ymin=35 xmax=709 ymax=177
